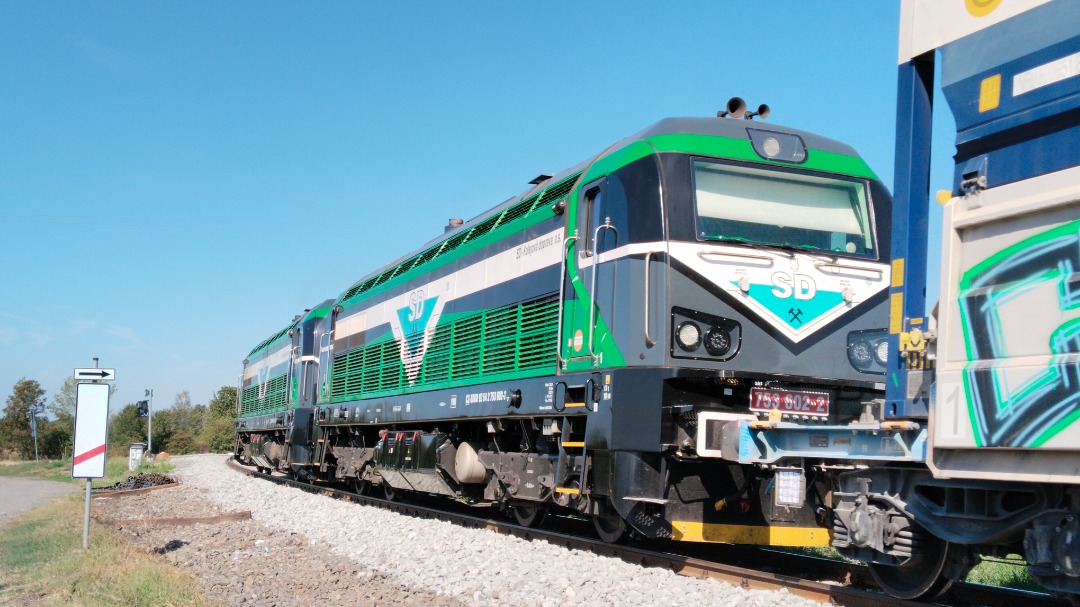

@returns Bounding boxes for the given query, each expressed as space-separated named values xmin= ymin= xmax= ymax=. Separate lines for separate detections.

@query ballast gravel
xmin=108 ymin=454 xmax=826 ymax=607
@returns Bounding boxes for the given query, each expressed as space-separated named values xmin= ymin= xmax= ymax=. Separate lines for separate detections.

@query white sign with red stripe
xmin=72 ymin=382 xmax=110 ymax=478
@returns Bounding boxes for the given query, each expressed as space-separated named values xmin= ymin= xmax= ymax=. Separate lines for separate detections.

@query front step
xmin=555 ymin=416 xmax=588 ymax=496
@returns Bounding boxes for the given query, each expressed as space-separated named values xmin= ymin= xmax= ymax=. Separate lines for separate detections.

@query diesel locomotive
xmin=235 ymin=103 xmax=894 ymax=553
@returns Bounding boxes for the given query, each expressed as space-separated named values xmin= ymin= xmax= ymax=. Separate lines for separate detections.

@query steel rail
xmin=224 ymin=457 xmax=1067 ymax=607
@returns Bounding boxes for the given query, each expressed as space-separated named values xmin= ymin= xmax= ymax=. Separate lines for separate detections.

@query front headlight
xmin=874 ymin=339 xmax=889 ymax=365
xmin=676 ymin=321 xmax=702 ymax=351
xmin=847 ymin=329 xmax=887 ymax=375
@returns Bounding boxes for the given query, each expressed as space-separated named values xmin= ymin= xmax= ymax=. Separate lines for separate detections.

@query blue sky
xmin=0 ymin=2 xmax=956 ymax=413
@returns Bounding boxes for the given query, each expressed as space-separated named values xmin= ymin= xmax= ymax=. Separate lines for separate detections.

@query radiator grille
xmin=239 ymin=373 xmax=289 ymax=417
xmin=329 ymin=294 xmax=559 ymax=401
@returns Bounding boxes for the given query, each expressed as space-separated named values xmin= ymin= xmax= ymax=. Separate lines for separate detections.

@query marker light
xmin=703 ymin=327 xmax=732 ymax=357
xmin=848 ymin=340 xmax=873 ymax=370
xmin=676 ymin=321 xmax=702 ymax=351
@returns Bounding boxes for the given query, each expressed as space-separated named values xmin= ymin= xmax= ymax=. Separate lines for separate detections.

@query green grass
xmin=0 ymin=457 xmax=174 ymax=488
xmin=0 ymin=494 xmax=219 ymax=606
xmin=966 ymin=555 xmax=1042 ymax=591
xmin=774 ymin=545 xmax=1042 ymax=592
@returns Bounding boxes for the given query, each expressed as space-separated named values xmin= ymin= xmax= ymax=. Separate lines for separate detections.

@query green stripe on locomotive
xmin=337 ymin=172 xmax=579 ymax=312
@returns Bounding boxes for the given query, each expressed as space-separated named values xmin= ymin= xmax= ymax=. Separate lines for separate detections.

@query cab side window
xmin=583 ymin=177 xmax=628 ymax=256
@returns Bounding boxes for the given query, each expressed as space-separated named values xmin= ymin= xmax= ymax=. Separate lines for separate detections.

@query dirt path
xmin=0 ymin=477 xmax=80 ymax=529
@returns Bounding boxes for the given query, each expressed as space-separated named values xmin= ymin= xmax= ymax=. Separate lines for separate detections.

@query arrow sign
xmin=73 ymin=368 xmax=115 ymax=381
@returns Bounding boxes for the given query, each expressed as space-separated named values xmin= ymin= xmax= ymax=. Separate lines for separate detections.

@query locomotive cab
xmin=553 ymin=116 xmax=896 ymax=547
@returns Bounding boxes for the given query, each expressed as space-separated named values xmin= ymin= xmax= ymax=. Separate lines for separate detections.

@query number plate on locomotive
xmin=749 ymin=388 xmax=830 ymax=417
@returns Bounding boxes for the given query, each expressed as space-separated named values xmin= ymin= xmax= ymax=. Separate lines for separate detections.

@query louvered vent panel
xmin=240 ymin=385 xmax=258 ymax=416
xmin=451 ymin=315 xmax=483 ymax=379
xmin=533 ymin=173 xmax=580 ymax=211
xmin=380 ymin=340 xmax=402 ymax=391
xmin=465 ymin=214 xmax=501 ymax=244
xmin=437 ymin=229 xmax=471 ymax=260
xmin=328 ymin=294 xmax=559 ymax=402
xmin=496 ymin=195 xmax=538 ymax=228
xmin=330 ymin=352 xmax=348 ymax=400
xmin=421 ymin=324 xmax=452 ymax=384
xmin=361 ymin=344 xmax=381 ymax=394
xmin=410 ymin=244 xmax=441 ymax=270
xmin=482 ymin=306 xmax=519 ymax=374
xmin=517 ymin=296 xmax=560 ymax=369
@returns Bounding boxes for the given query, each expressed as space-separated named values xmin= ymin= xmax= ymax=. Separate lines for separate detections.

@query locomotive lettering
xmin=770 ymin=272 xmax=817 ymax=300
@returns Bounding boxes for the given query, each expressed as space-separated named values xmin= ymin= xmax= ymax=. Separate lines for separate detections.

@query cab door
xmin=560 ymin=177 xmax=625 ymax=369
xmin=558 ymin=152 xmax=667 ymax=372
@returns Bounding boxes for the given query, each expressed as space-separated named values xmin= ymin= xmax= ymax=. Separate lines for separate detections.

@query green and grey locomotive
xmin=235 ymin=103 xmax=892 ymax=547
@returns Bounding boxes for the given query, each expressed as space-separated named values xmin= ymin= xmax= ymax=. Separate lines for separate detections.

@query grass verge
xmin=966 ymin=555 xmax=1042 ymax=591
xmin=0 ymin=457 xmax=212 ymax=605
xmin=0 ymin=470 xmax=216 ymax=606
xmin=0 ymin=457 xmax=175 ymax=488
xmin=776 ymin=545 xmax=1041 ymax=592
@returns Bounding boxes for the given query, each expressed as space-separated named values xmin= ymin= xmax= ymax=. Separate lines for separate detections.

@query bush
xmin=200 ymin=415 xmax=236 ymax=452
xmin=39 ymin=424 xmax=73 ymax=460
xmin=161 ymin=432 xmax=196 ymax=455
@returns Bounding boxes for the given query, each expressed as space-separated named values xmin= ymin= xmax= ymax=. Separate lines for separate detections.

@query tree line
xmin=0 ymin=378 xmax=238 ymax=460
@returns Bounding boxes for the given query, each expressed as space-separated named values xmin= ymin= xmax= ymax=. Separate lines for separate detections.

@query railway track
xmin=223 ymin=458 xmax=1067 ymax=607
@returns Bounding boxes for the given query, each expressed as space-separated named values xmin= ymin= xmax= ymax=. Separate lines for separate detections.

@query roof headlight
xmin=762 ymin=137 xmax=782 ymax=158
xmin=747 ymin=128 xmax=807 ymax=163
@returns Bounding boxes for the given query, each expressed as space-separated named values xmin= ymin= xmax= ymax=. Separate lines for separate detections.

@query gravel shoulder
xmin=100 ymin=454 xmax=825 ymax=607
xmin=0 ymin=476 xmax=80 ymax=529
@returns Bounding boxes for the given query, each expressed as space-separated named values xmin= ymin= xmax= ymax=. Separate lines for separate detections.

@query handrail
xmin=555 ymin=236 xmax=578 ymax=367
xmin=644 ymin=251 xmax=656 ymax=347
xmin=588 ymin=218 xmax=619 ymax=363
xmin=697 ymin=250 xmax=774 ymax=265
xmin=814 ymin=261 xmax=884 ymax=278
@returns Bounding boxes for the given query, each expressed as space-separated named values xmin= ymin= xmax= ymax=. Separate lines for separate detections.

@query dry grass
xmin=0 ymin=493 xmax=220 ymax=607
xmin=0 ymin=457 xmax=174 ymax=487
xmin=0 ymin=457 xmax=218 ymax=606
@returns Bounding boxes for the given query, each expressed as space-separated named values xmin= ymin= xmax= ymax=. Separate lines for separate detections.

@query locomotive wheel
xmin=868 ymin=535 xmax=956 ymax=600
xmin=511 ymin=502 xmax=548 ymax=528
xmin=593 ymin=505 xmax=630 ymax=544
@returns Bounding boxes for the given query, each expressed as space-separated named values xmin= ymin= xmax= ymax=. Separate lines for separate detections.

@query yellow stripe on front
xmin=564 ymin=402 xmax=587 ymax=408
xmin=555 ymin=487 xmax=580 ymax=495
xmin=561 ymin=441 xmax=585 ymax=448
xmin=670 ymin=522 xmax=830 ymax=547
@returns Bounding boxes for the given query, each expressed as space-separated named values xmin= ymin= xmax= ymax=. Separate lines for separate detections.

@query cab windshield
xmin=693 ymin=160 xmax=875 ymax=258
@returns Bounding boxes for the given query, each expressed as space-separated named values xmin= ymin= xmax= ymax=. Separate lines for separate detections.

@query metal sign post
xmin=72 ymin=363 xmax=112 ymax=549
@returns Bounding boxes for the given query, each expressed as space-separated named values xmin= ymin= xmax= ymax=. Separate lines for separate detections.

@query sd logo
xmin=771 ymin=272 xmax=816 ymax=300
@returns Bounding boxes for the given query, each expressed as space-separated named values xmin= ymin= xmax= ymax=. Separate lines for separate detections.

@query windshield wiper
xmin=705 ymin=236 xmax=794 ymax=257
xmin=708 ymin=237 xmax=848 ymax=263
xmin=784 ymin=243 xmax=839 ymax=263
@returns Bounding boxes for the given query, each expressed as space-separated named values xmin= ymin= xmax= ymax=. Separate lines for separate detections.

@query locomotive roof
xmin=334 ymin=115 xmax=870 ymax=306
xmin=246 ymin=298 xmax=335 ymax=358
